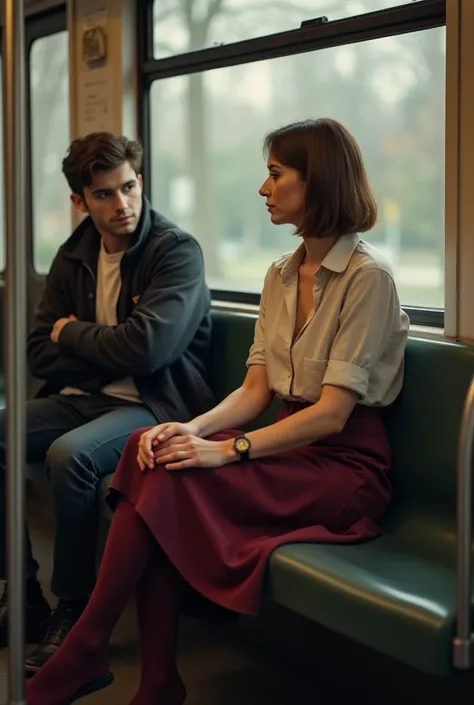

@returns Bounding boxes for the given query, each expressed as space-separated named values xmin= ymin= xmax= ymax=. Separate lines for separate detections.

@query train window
xmin=153 ymin=0 xmax=414 ymax=58
xmin=30 ymin=31 xmax=71 ymax=274
xmin=149 ymin=25 xmax=446 ymax=310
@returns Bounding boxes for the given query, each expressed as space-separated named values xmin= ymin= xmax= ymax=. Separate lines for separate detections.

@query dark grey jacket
xmin=27 ymin=197 xmax=214 ymax=422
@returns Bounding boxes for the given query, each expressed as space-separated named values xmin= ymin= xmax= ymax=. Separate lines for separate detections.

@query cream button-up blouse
xmin=246 ymin=234 xmax=409 ymax=406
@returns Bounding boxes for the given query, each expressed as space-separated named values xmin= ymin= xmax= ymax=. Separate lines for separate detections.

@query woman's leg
xmin=130 ymin=547 xmax=186 ymax=705
xmin=26 ymin=498 xmax=156 ymax=705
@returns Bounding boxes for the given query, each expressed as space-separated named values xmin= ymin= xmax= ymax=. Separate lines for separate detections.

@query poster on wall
xmin=77 ymin=66 xmax=115 ymax=135
xmin=75 ymin=0 xmax=114 ymax=135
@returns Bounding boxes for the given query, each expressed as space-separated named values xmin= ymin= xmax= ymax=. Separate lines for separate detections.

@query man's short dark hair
xmin=62 ymin=132 xmax=143 ymax=196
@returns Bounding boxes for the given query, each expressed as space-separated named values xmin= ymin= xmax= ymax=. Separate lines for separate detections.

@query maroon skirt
xmin=107 ymin=403 xmax=392 ymax=616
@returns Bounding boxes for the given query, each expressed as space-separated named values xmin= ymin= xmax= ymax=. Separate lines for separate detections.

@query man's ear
xmin=70 ymin=193 xmax=88 ymax=215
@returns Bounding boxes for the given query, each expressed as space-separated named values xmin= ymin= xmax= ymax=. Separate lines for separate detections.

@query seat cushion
xmin=268 ymin=509 xmax=457 ymax=676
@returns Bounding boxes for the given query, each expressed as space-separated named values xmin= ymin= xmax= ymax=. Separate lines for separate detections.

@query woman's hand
xmin=153 ymin=435 xmax=233 ymax=471
xmin=137 ymin=421 xmax=199 ymax=471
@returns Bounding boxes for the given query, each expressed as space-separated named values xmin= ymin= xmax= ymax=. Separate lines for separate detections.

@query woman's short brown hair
xmin=264 ymin=118 xmax=377 ymax=238
xmin=62 ymin=132 xmax=143 ymax=197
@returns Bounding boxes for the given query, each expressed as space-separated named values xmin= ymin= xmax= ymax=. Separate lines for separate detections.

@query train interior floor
xmin=0 ymin=487 xmax=474 ymax=704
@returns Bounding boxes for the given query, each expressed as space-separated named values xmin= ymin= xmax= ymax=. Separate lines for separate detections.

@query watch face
xmin=235 ymin=437 xmax=250 ymax=453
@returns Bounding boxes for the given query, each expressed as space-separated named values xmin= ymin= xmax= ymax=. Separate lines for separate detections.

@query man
xmin=0 ymin=132 xmax=213 ymax=673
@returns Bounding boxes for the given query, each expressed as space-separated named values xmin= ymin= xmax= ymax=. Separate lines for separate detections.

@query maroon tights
xmin=26 ymin=499 xmax=186 ymax=705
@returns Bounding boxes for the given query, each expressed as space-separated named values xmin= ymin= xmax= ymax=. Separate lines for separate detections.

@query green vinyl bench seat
xmin=266 ymin=511 xmax=458 ymax=676
xmin=198 ymin=312 xmax=474 ymax=676
xmin=172 ymin=311 xmax=474 ymax=676
xmin=29 ymin=309 xmax=474 ymax=676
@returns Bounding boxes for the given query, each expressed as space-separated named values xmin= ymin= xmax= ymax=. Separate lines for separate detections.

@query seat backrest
xmin=209 ymin=310 xmax=474 ymax=515
xmin=385 ymin=337 xmax=474 ymax=514
xmin=209 ymin=310 xmax=280 ymax=429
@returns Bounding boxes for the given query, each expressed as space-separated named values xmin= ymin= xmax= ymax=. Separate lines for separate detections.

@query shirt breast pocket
xmin=303 ymin=358 xmax=328 ymax=400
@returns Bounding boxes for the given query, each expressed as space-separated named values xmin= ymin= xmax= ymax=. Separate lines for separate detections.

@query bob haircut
xmin=62 ymin=132 xmax=143 ymax=197
xmin=263 ymin=118 xmax=377 ymax=239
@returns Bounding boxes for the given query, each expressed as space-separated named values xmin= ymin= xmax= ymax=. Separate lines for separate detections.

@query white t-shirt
xmin=61 ymin=240 xmax=142 ymax=403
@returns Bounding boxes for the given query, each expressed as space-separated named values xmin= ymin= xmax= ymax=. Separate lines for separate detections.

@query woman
xmin=26 ymin=118 xmax=409 ymax=705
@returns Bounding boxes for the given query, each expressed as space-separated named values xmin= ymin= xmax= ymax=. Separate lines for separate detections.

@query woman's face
xmin=258 ymin=153 xmax=306 ymax=228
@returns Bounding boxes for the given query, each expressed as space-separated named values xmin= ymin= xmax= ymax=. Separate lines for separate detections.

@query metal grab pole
xmin=453 ymin=373 xmax=474 ymax=669
xmin=3 ymin=0 xmax=27 ymax=703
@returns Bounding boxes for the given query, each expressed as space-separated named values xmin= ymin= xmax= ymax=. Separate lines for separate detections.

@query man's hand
xmin=50 ymin=315 xmax=78 ymax=344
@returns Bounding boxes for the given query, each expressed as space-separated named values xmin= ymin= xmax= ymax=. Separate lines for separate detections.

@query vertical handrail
xmin=453 ymin=373 xmax=474 ymax=669
xmin=3 ymin=0 xmax=27 ymax=703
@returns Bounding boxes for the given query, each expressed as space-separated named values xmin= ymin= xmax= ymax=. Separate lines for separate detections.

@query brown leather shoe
xmin=25 ymin=599 xmax=84 ymax=675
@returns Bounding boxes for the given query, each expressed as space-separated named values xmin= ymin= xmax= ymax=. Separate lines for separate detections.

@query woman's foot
xmin=130 ymin=669 xmax=187 ymax=704
xmin=25 ymin=638 xmax=112 ymax=705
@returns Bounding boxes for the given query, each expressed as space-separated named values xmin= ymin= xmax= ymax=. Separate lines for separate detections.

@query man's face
xmin=72 ymin=161 xmax=143 ymax=239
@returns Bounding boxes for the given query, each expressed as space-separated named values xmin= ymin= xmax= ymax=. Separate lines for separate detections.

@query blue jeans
xmin=0 ymin=393 xmax=156 ymax=599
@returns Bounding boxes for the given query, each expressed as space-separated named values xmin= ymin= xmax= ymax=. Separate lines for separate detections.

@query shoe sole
xmin=68 ymin=672 xmax=114 ymax=703
xmin=25 ymin=660 xmax=48 ymax=676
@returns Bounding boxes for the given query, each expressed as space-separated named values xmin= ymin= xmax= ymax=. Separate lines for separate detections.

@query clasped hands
xmin=50 ymin=315 xmax=78 ymax=343
xmin=48 ymin=316 xmax=234 ymax=472
xmin=137 ymin=422 xmax=234 ymax=473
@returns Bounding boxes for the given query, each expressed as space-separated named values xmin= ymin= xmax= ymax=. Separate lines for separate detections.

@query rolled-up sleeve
xmin=246 ymin=267 xmax=272 ymax=367
xmin=323 ymin=267 xmax=399 ymax=399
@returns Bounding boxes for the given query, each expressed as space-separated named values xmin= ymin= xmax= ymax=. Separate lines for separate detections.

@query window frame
xmin=210 ymin=291 xmax=444 ymax=329
xmin=25 ymin=4 xmax=67 ymax=281
xmin=139 ymin=0 xmax=446 ymax=328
